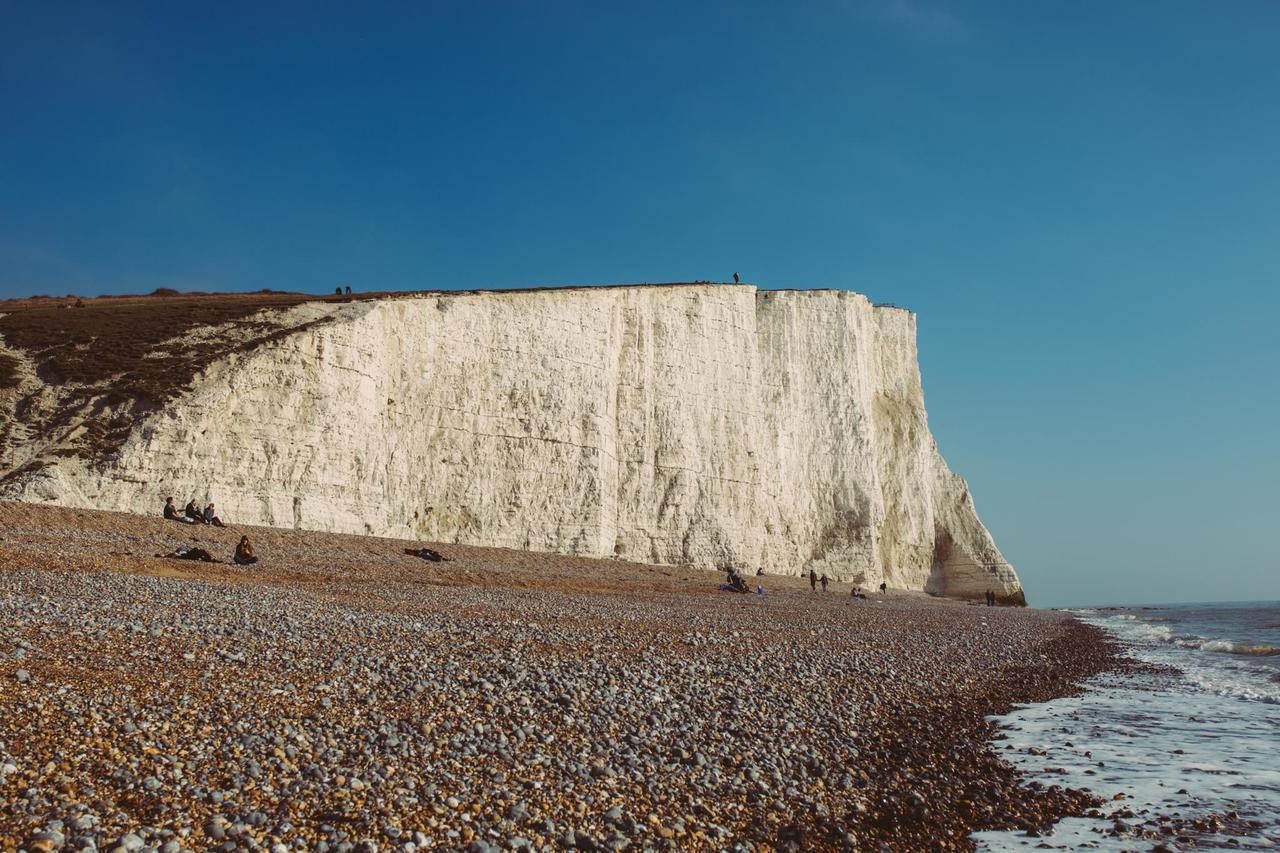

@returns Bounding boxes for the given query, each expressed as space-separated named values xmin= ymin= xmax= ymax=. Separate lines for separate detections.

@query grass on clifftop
xmin=0 ymin=290 xmax=346 ymax=393
xmin=0 ymin=290 xmax=362 ymax=462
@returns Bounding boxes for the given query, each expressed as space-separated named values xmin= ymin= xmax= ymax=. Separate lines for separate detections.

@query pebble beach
xmin=0 ymin=503 xmax=1122 ymax=852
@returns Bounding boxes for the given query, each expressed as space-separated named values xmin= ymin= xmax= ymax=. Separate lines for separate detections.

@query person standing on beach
xmin=820 ymin=575 xmax=829 ymax=592
xmin=879 ymin=581 xmax=887 ymax=595
xmin=809 ymin=569 xmax=817 ymax=592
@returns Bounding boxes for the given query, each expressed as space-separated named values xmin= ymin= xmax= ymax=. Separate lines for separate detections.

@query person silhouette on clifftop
xmin=732 ymin=272 xmax=740 ymax=284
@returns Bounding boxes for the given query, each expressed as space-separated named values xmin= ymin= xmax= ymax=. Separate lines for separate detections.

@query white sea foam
xmin=975 ymin=609 xmax=1280 ymax=851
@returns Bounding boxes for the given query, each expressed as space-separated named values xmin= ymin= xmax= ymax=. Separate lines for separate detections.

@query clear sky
xmin=2 ymin=2 xmax=1277 ymax=607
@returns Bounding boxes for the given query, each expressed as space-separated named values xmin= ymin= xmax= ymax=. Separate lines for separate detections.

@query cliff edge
xmin=0 ymin=284 xmax=1024 ymax=602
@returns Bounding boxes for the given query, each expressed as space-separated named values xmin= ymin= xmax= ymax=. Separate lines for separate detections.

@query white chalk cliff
xmin=0 ymin=285 xmax=1023 ymax=601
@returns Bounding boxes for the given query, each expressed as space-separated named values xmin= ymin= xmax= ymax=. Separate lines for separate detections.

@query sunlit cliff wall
xmin=1 ymin=285 xmax=1023 ymax=601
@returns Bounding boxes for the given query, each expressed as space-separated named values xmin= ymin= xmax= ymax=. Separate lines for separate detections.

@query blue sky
xmin=2 ymin=1 xmax=1277 ymax=606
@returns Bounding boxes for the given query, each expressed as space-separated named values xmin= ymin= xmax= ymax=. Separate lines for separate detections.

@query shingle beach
xmin=0 ymin=503 xmax=1121 ymax=852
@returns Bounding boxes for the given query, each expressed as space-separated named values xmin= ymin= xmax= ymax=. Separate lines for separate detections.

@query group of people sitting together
xmin=721 ymin=567 xmax=766 ymax=596
xmin=163 ymin=496 xmax=226 ymax=528
xmin=161 ymin=495 xmax=255 ymax=565
xmin=159 ymin=536 xmax=258 ymax=566
xmin=161 ymin=496 xmax=457 ymax=570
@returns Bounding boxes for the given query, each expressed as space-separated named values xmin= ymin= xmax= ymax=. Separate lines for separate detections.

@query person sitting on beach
xmin=719 ymin=568 xmax=749 ymax=593
xmin=404 ymin=547 xmax=451 ymax=562
xmin=234 ymin=536 xmax=258 ymax=566
xmin=755 ymin=567 xmax=764 ymax=576
xmin=203 ymin=502 xmax=227 ymax=528
xmin=160 ymin=545 xmax=217 ymax=563
xmin=164 ymin=497 xmax=194 ymax=523
xmin=184 ymin=499 xmax=203 ymax=523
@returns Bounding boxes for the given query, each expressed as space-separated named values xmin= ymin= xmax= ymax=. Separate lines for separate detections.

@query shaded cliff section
xmin=0 ymin=284 xmax=1024 ymax=603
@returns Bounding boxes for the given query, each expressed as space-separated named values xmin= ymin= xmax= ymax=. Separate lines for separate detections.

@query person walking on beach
xmin=820 ymin=575 xmax=829 ymax=592
xmin=809 ymin=569 xmax=817 ymax=592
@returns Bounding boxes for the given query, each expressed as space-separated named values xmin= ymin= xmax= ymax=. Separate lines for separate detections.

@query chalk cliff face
xmin=0 ymin=285 xmax=1023 ymax=601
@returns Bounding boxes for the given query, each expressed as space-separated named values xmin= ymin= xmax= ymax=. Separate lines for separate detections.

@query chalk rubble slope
xmin=0 ymin=284 xmax=1023 ymax=601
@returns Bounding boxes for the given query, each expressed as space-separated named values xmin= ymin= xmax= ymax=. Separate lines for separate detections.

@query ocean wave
xmin=977 ymin=666 xmax=1280 ymax=851
xmin=1099 ymin=615 xmax=1279 ymax=658
xmin=1175 ymin=637 xmax=1280 ymax=657
xmin=1106 ymin=620 xmax=1173 ymax=641
xmin=1085 ymin=614 xmax=1280 ymax=704
xmin=1224 ymin=643 xmax=1280 ymax=657
xmin=1185 ymin=675 xmax=1280 ymax=705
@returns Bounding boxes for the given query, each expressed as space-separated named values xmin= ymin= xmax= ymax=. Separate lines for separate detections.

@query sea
xmin=974 ymin=601 xmax=1280 ymax=851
